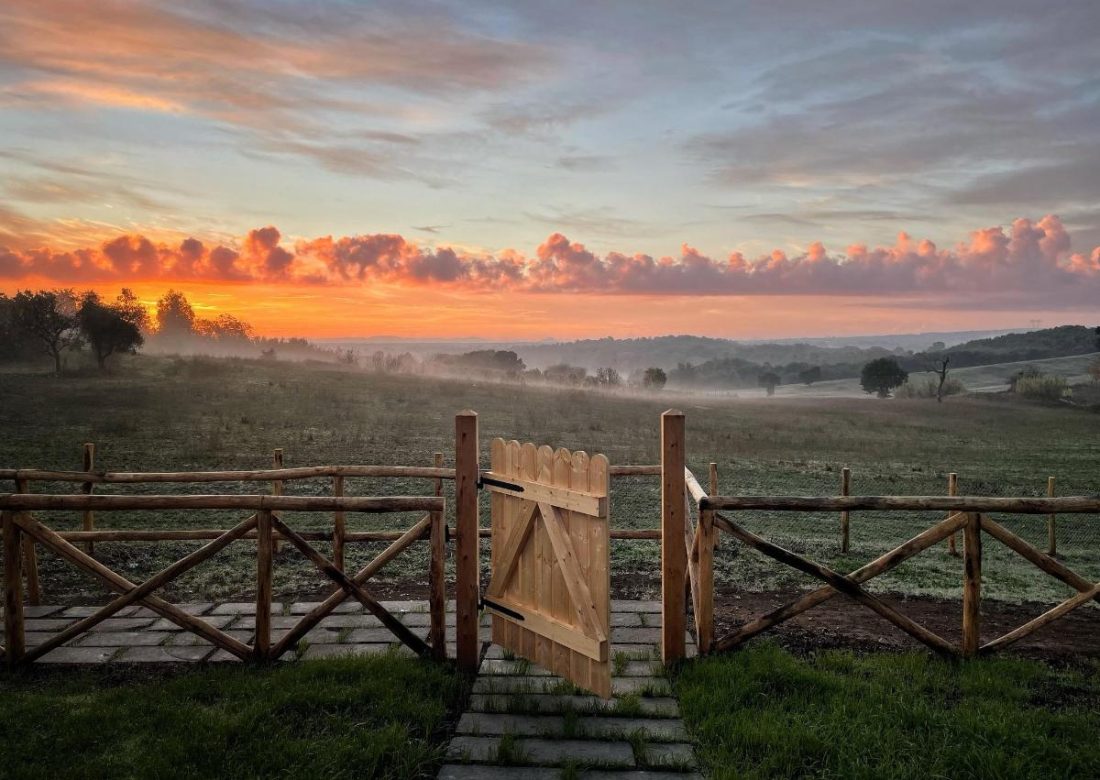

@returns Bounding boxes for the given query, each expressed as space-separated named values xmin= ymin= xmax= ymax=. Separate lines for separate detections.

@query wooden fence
xmin=1 ymin=411 xmax=665 ymax=672
xmin=661 ymin=409 xmax=1100 ymax=662
xmin=837 ymin=467 xmax=1066 ymax=556
xmin=2 ymin=493 xmax=446 ymax=667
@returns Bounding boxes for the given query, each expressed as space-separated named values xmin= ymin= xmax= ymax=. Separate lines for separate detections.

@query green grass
xmin=0 ymin=652 xmax=467 ymax=779
xmin=1 ymin=354 xmax=1098 ymax=603
xmin=677 ymin=642 xmax=1100 ymax=780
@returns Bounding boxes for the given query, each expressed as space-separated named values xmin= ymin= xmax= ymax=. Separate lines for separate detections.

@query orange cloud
xmin=2 ymin=216 xmax=1098 ymax=308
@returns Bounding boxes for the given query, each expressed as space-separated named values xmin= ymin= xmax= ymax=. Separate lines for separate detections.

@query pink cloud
xmin=1 ymin=215 xmax=1097 ymax=307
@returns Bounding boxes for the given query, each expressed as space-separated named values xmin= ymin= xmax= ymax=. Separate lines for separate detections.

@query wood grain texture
xmin=487 ymin=437 xmax=610 ymax=697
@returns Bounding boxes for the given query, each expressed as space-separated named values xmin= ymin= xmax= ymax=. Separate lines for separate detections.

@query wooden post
xmin=1047 ymin=476 xmax=1057 ymax=556
xmin=709 ymin=462 xmax=719 ymax=551
xmin=840 ymin=467 xmax=851 ymax=554
xmin=697 ymin=507 xmax=715 ymax=654
xmin=661 ymin=410 xmax=687 ymax=663
xmin=429 ymin=513 xmax=447 ymax=660
xmin=428 ymin=452 xmax=446 ymax=660
xmin=332 ymin=475 xmax=346 ymax=572
xmin=82 ymin=443 xmax=95 ymax=555
xmin=255 ymin=509 xmax=273 ymax=660
xmin=4 ymin=511 xmax=26 ymax=666
xmin=271 ymin=449 xmax=283 ymax=554
xmin=947 ymin=473 xmax=959 ymax=555
xmin=962 ymin=512 xmax=982 ymax=657
xmin=454 ymin=411 xmax=480 ymax=672
xmin=15 ymin=478 xmax=40 ymax=605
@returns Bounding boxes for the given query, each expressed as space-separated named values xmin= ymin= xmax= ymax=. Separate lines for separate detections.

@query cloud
xmin=1 ymin=215 xmax=1098 ymax=307
xmin=0 ymin=0 xmax=553 ymax=182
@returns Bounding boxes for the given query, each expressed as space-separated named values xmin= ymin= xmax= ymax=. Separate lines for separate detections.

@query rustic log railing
xmin=1 ymin=493 xmax=446 ymax=667
xmin=657 ymin=408 xmax=1100 ymax=663
xmin=685 ymin=492 xmax=1100 ymax=660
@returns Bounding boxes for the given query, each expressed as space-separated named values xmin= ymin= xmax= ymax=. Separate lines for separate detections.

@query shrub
xmin=1014 ymin=374 xmax=1070 ymax=401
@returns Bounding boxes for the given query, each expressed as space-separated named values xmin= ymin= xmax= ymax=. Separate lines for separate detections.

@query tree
xmin=642 ymin=367 xmax=667 ymax=390
xmin=758 ymin=371 xmax=780 ymax=396
xmin=860 ymin=357 xmax=908 ymax=398
xmin=596 ymin=367 xmax=622 ymax=387
xmin=196 ymin=313 xmax=253 ymax=343
xmin=12 ymin=289 xmax=80 ymax=374
xmin=78 ymin=291 xmax=145 ymax=370
xmin=930 ymin=355 xmax=951 ymax=403
xmin=798 ymin=366 xmax=822 ymax=385
xmin=155 ymin=289 xmax=196 ymax=350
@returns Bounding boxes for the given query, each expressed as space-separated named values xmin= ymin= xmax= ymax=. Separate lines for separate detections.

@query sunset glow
xmin=2 ymin=0 xmax=1098 ymax=338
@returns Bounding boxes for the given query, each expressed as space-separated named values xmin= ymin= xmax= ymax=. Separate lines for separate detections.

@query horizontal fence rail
xmin=0 ymin=494 xmax=443 ymax=512
xmin=701 ymin=495 xmax=1100 ymax=513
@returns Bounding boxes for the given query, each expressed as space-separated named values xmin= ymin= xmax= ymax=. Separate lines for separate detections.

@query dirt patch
xmin=709 ymin=588 xmax=1100 ymax=664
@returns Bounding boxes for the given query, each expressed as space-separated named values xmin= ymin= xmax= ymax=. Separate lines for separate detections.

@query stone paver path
xmin=438 ymin=600 xmax=702 ymax=779
xmin=2 ymin=600 xmax=463 ymax=663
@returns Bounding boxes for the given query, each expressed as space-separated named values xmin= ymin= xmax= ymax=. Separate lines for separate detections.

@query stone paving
xmin=438 ymin=600 xmax=702 ymax=779
xmin=1 ymin=600 xmax=467 ymax=663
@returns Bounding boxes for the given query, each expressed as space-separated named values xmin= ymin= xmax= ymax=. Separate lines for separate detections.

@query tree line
xmin=0 ymin=288 xmax=333 ymax=374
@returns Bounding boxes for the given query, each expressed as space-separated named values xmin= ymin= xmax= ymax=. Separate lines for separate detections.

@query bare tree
xmin=930 ymin=355 xmax=951 ymax=403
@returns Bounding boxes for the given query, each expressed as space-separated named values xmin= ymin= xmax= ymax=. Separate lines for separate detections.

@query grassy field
xmin=0 ymin=652 xmax=467 ymax=779
xmin=1 ymin=355 xmax=1098 ymax=604
xmin=769 ymin=351 xmax=1099 ymax=398
xmin=677 ymin=642 xmax=1100 ymax=779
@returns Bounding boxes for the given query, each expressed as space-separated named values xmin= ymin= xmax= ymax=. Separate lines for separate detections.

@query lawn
xmin=676 ymin=642 xmax=1100 ymax=779
xmin=1 ymin=355 xmax=1098 ymax=604
xmin=0 ymin=652 xmax=467 ymax=780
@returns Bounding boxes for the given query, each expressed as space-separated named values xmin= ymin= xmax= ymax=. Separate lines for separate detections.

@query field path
xmin=438 ymin=600 xmax=701 ymax=779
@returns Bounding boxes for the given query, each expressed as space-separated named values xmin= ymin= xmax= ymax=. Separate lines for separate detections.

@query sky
xmin=1 ymin=0 xmax=1098 ymax=339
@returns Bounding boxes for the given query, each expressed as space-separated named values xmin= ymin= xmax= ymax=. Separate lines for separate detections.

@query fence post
xmin=3 ymin=511 xmax=26 ymax=666
xmin=255 ymin=509 xmax=273 ymax=660
xmin=947 ymin=473 xmax=959 ymax=555
xmin=454 ymin=411 xmax=480 ymax=672
xmin=962 ymin=512 xmax=982 ymax=657
xmin=661 ymin=410 xmax=686 ymax=664
xmin=82 ymin=443 xmax=96 ymax=555
xmin=698 ymin=506 xmax=715 ymax=655
xmin=840 ymin=467 xmax=851 ymax=554
xmin=709 ymin=462 xmax=720 ymax=552
xmin=1047 ymin=476 xmax=1057 ymax=556
xmin=332 ymin=475 xmax=345 ymax=572
xmin=271 ymin=449 xmax=283 ymax=554
xmin=429 ymin=458 xmax=447 ymax=660
xmin=14 ymin=478 xmax=40 ymax=606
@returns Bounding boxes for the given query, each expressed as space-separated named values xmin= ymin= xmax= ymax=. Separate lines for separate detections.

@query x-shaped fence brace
xmin=705 ymin=510 xmax=1100 ymax=657
xmin=2 ymin=508 xmax=445 ymax=664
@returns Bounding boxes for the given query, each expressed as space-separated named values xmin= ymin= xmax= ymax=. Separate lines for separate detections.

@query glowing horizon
xmin=2 ymin=1 xmax=1098 ymax=339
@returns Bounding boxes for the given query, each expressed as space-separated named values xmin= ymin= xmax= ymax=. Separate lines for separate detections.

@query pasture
xmin=1 ymin=355 xmax=1098 ymax=606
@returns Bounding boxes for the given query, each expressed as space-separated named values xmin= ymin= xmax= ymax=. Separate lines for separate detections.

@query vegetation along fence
xmin=659 ymin=410 xmax=1100 ymax=661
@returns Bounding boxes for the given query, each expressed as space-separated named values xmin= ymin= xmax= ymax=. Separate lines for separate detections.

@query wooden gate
xmin=482 ymin=439 xmax=611 ymax=698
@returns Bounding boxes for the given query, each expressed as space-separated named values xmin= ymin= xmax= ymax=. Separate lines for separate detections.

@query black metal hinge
xmin=477 ymin=475 xmax=524 ymax=492
xmin=480 ymin=596 xmax=525 ymax=621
